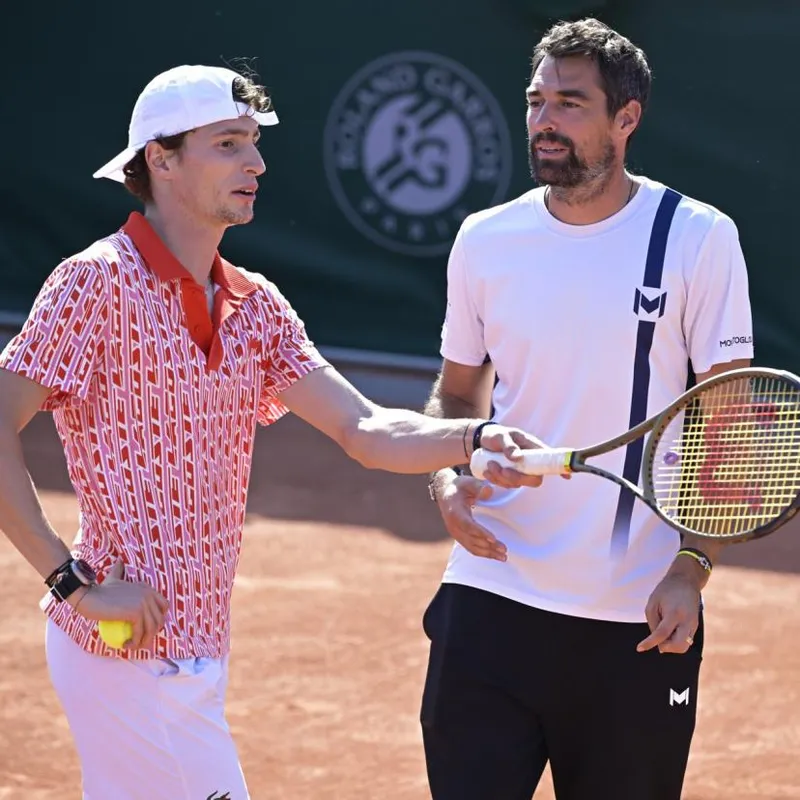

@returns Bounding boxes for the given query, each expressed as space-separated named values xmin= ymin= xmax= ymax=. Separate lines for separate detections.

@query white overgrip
xmin=470 ymin=447 xmax=572 ymax=479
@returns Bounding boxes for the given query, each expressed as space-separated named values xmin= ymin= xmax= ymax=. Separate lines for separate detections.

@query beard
xmin=528 ymin=132 xmax=616 ymax=189
xmin=215 ymin=204 xmax=254 ymax=226
xmin=172 ymin=175 xmax=256 ymax=228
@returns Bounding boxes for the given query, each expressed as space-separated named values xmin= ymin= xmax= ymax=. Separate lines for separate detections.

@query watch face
xmin=71 ymin=559 xmax=98 ymax=585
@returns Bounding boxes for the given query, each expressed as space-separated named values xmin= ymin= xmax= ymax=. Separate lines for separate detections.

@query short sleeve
xmin=257 ymin=283 xmax=330 ymax=426
xmin=0 ymin=259 xmax=109 ymax=410
xmin=439 ymin=226 xmax=488 ymax=366
xmin=684 ymin=215 xmax=755 ymax=374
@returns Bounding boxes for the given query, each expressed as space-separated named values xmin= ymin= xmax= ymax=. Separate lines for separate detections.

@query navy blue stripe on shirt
xmin=610 ymin=188 xmax=682 ymax=555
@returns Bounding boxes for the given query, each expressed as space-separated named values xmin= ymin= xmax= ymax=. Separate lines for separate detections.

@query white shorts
xmin=45 ymin=618 xmax=249 ymax=799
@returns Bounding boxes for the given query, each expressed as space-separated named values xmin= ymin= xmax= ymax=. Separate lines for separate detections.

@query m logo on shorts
xmin=669 ymin=687 xmax=690 ymax=706
xmin=324 ymin=51 xmax=513 ymax=256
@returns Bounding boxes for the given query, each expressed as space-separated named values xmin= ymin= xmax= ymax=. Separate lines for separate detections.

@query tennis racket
xmin=470 ymin=367 xmax=800 ymax=543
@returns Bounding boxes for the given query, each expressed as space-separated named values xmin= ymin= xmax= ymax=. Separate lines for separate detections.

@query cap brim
xmin=94 ymin=109 xmax=278 ymax=182
xmin=93 ymin=146 xmax=138 ymax=183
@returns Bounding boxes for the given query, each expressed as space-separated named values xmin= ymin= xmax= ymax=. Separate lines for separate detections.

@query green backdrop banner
xmin=0 ymin=1 xmax=797 ymax=370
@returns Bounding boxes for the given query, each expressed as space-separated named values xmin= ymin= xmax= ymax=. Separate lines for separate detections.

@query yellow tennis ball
xmin=98 ymin=620 xmax=133 ymax=649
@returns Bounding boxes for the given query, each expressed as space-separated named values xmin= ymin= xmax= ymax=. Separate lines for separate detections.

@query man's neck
xmin=545 ymin=169 xmax=637 ymax=226
xmin=144 ymin=206 xmax=225 ymax=285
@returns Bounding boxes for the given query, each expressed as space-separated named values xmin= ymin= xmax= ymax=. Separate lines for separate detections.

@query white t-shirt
xmin=439 ymin=176 xmax=755 ymax=622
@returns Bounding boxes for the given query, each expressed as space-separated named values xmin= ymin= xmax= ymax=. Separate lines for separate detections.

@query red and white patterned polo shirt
xmin=0 ymin=212 xmax=328 ymax=659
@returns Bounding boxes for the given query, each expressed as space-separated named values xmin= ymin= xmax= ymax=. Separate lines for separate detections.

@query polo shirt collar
xmin=122 ymin=212 xmax=259 ymax=299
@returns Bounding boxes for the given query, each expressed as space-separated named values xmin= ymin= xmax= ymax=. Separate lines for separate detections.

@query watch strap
xmin=47 ymin=558 xmax=97 ymax=603
xmin=49 ymin=568 xmax=85 ymax=602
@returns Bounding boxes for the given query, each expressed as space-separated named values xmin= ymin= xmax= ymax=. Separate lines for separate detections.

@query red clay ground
xmin=1 ymin=411 xmax=799 ymax=799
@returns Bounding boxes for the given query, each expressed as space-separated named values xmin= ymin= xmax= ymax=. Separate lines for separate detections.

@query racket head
xmin=642 ymin=367 xmax=800 ymax=542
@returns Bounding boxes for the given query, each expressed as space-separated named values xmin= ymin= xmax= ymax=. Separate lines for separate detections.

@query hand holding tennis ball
xmin=72 ymin=560 xmax=169 ymax=650
xmin=98 ymin=619 xmax=133 ymax=649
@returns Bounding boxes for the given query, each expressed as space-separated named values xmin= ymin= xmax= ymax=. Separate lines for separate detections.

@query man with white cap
xmin=0 ymin=63 xmax=540 ymax=798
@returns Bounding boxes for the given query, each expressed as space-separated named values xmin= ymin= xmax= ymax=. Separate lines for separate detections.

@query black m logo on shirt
xmin=633 ymin=288 xmax=667 ymax=320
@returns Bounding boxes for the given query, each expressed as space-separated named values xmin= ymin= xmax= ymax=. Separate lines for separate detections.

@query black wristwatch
xmin=47 ymin=558 xmax=98 ymax=603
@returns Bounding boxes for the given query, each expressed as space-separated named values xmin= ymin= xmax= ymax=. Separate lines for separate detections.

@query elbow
xmin=339 ymin=419 xmax=382 ymax=470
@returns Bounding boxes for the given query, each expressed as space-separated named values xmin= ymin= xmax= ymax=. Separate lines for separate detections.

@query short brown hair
xmin=531 ymin=18 xmax=651 ymax=148
xmin=122 ymin=73 xmax=273 ymax=204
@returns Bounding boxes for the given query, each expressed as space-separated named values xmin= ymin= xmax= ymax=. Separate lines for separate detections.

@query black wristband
xmin=471 ymin=420 xmax=494 ymax=455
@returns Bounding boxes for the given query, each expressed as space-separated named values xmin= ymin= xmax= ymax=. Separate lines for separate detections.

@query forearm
xmin=346 ymin=407 xmax=480 ymax=473
xmin=0 ymin=426 xmax=72 ymax=580
xmin=279 ymin=365 xmax=492 ymax=475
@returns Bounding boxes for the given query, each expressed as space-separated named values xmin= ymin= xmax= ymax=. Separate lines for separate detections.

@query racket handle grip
xmin=470 ymin=447 xmax=572 ymax=479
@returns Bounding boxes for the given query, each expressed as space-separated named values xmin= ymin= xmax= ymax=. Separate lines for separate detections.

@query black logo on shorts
xmin=206 ymin=792 xmax=231 ymax=800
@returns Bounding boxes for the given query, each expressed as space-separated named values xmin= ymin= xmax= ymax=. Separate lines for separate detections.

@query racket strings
xmin=650 ymin=375 xmax=800 ymax=537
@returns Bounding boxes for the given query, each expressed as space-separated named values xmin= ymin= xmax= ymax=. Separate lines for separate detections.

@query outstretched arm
xmin=277 ymin=364 xmax=535 ymax=475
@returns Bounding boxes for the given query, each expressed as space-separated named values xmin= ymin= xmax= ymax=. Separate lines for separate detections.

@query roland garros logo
xmin=324 ymin=51 xmax=513 ymax=256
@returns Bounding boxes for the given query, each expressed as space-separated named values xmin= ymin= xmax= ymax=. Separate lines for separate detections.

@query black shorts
xmin=420 ymin=583 xmax=704 ymax=800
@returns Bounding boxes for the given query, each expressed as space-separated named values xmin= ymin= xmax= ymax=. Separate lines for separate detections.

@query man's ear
xmin=145 ymin=141 xmax=176 ymax=182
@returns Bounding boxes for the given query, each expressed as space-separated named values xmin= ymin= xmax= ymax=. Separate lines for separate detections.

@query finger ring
xmin=685 ymin=635 xmax=694 ymax=645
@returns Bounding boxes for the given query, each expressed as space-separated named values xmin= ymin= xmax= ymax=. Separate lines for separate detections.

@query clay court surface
xmin=1 ymin=411 xmax=799 ymax=799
